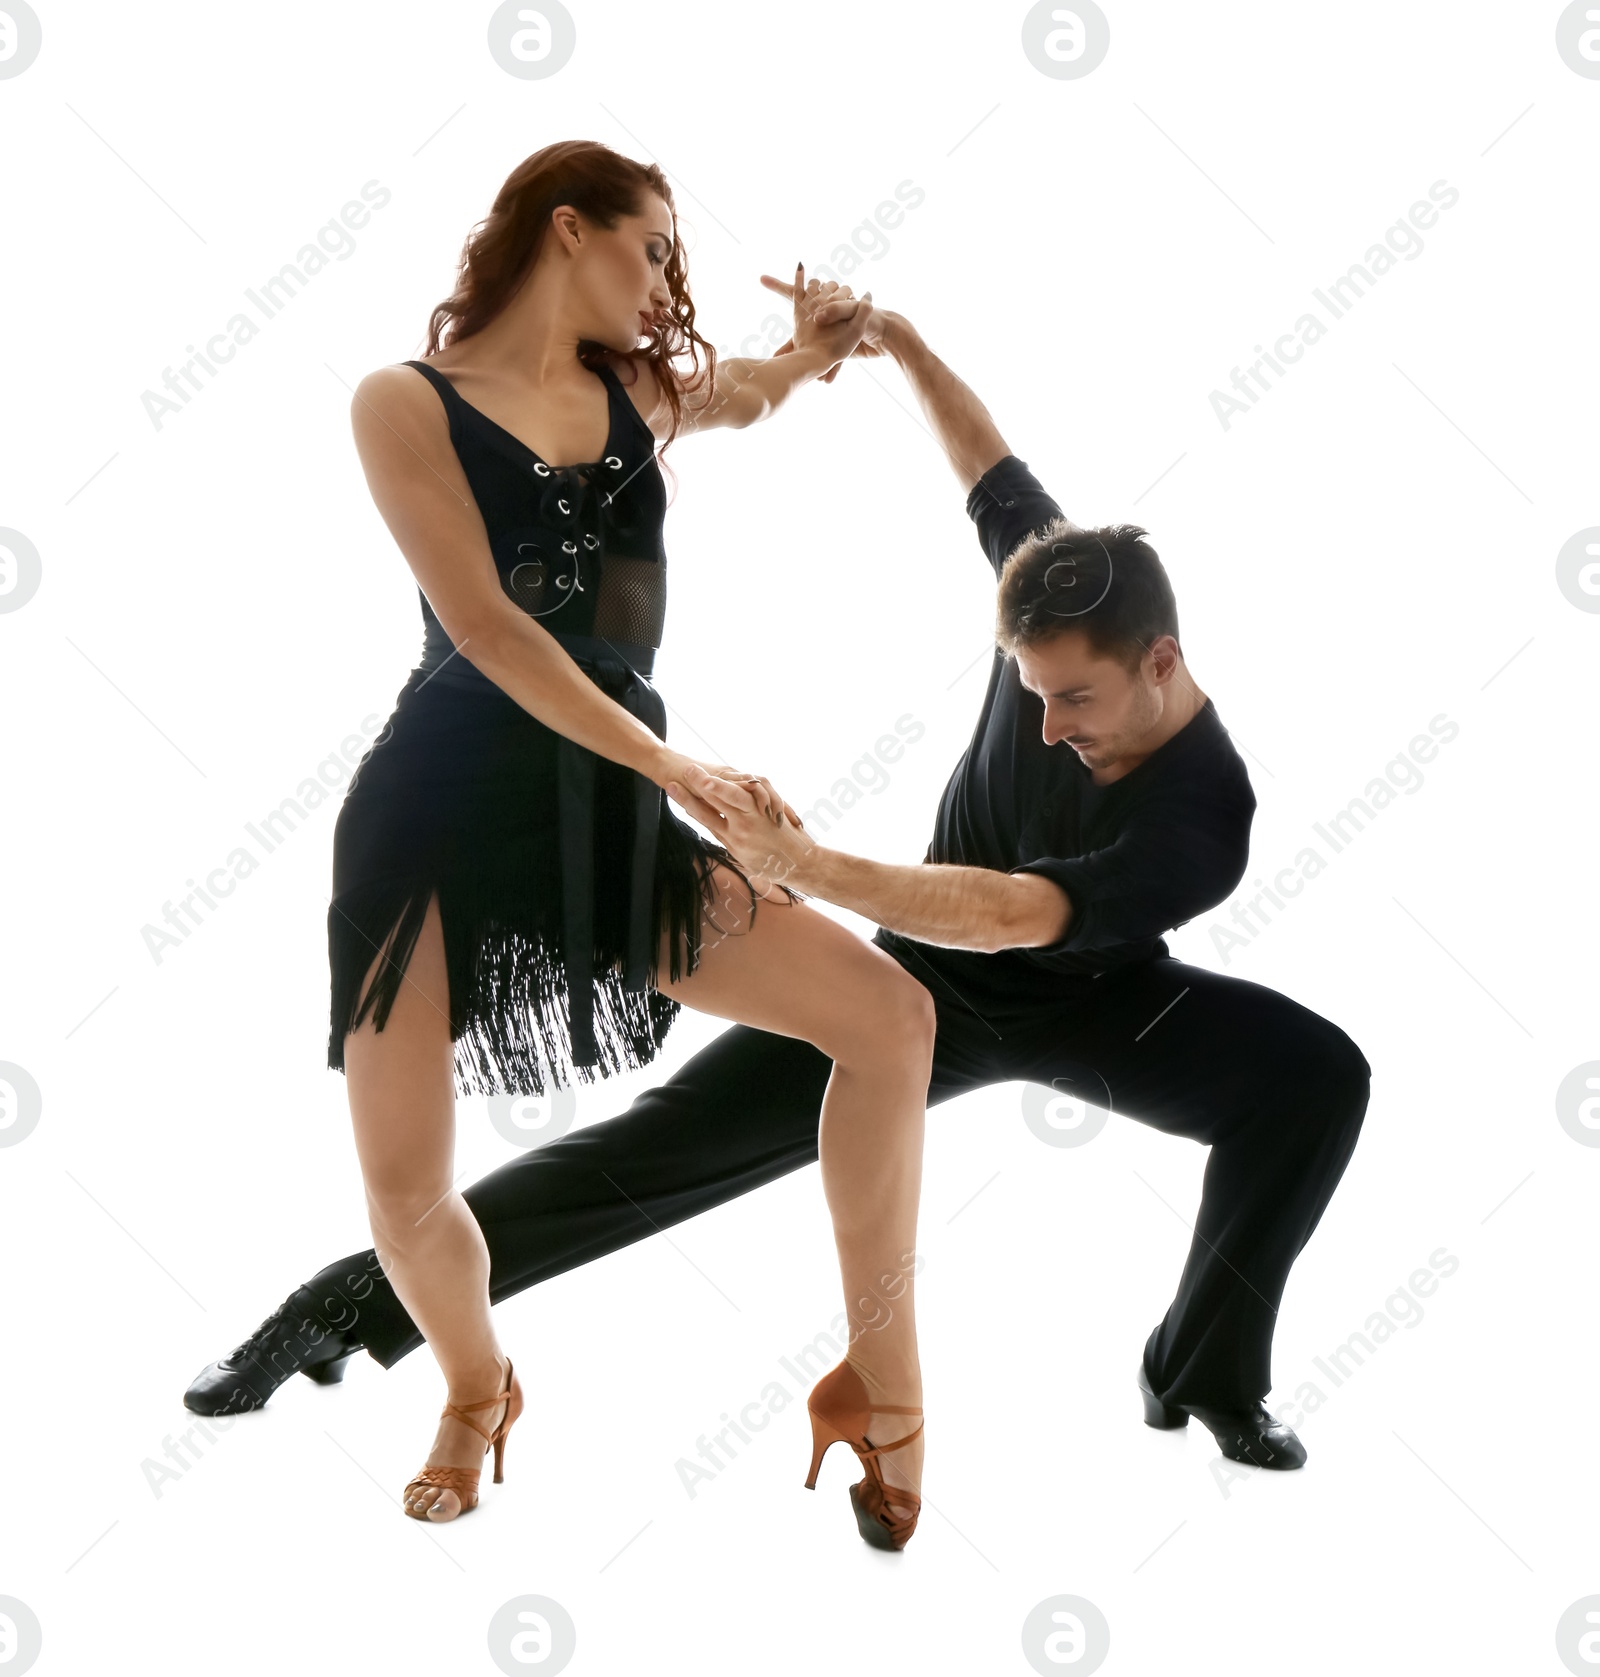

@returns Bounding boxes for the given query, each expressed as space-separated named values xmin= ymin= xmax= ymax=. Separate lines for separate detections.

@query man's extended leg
xmin=315 ymin=1025 xmax=836 ymax=1367
xmin=996 ymin=957 xmax=1371 ymax=1413
xmin=187 ymin=1008 xmax=997 ymax=1410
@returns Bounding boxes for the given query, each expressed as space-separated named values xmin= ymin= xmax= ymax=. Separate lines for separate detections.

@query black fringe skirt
xmin=326 ymin=665 xmax=786 ymax=1098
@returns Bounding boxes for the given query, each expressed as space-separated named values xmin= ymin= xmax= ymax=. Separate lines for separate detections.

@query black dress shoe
xmin=184 ymin=1284 xmax=363 ymax=1416
xmin=1137 ymin=1362 xmax=1307 ymax=1470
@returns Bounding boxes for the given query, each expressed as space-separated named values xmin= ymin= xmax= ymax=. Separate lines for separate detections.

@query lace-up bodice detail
xmin=400 ymin=357 xmax=669 ymax=673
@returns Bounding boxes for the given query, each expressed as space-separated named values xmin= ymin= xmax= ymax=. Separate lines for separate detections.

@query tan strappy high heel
xmin=804 ymin=1358 xmax=923 ymax=1551
xmin=402 ymin=1354 xmax=523 ymax=1521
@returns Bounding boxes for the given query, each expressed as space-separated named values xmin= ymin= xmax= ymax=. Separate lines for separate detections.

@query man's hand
xmin=767 ymin=265 xmax=884 ymax=384
xmin=652 ymin=752 xmax=798 ymax=822
xmin=762 ymin=270 xmax=897 ymax=383
xmin=665 ymin=763 xmax=819 ymax=894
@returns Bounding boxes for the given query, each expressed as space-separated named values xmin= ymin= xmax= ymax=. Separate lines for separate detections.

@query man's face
xmin=1014 ymin=630 xmax=1165 ymax=772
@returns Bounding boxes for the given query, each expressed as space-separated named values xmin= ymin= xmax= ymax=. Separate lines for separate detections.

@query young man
xmin=187 ymin=306 xmax=1371 ymax=1470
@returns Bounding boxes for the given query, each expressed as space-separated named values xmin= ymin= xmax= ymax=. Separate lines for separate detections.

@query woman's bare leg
xmin=342 ymin=889 xmax=509 ymax=1521
xmin=657 ymin=871 xmax=935 ymax=1520
xmin=340 ymin=872 xmax=932 ymax=1522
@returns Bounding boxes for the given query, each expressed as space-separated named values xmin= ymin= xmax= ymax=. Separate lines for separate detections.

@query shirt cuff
xmin=964 ymin=454 xmax=1028 ymax=520
xmin=1009 ymin=858 xmax=1096 ymax=956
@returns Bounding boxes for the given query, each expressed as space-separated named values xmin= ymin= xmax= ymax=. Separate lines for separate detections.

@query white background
xmin=2 ymin=2 xmax=1596 ymax=1673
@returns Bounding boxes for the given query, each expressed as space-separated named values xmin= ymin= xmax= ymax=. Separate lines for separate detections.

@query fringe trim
xmin=326 ymin=813 xmax=798 ymax=1100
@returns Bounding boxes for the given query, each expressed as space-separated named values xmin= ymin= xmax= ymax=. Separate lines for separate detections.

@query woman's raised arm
xmin=627 ymin=263 xmax=874 ymax=437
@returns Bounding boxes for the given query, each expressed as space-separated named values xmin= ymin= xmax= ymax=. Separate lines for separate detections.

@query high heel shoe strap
xmin=441 ymin=1359 xmax=516 ymax=1444
xmin=851 ymin=1418 xmax=923 ymax=1462
xmin=406 ymin=1463 xmax=481 ymax=1497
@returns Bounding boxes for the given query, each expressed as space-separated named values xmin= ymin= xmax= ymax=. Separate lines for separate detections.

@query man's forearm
xmin=793 ymin=844 xmax=1071 ymax=954
xmin=882 ymin=316 xmax=1012 ymax=495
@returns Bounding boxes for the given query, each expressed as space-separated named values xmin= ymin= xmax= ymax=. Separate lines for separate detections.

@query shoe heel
xmin=303 ymin=1349 xmax=356 ymax=1386
xmin=803 ymin=1359 xmax=924 ymax=1550
xmin=491 ymin=1360 xmax=521 ymax=1485
xmin=1140 ymin=1383 xmax=1187 ymax=1429
xmin=805 ymin=1411 xmax=847 ymax=1489
xmin=1138 ymin=1360 xmax=1188 ymax=1428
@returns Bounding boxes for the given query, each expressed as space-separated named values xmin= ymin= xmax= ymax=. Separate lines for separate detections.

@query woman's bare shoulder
xmin=347 ymin=360 xmax=451 ymax=464
xmin=351 ymin=358 xmax=436 ymax=413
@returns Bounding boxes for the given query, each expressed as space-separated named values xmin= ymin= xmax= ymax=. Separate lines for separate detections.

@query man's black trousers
xmin=306 ymin=954 xmax=1371 ymax=1409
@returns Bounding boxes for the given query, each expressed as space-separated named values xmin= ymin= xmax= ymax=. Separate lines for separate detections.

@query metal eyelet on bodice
xmin=534 ymin=452 xmax=643 ymax=547
xmin=561 ymin=539 xmax=577 ymax=555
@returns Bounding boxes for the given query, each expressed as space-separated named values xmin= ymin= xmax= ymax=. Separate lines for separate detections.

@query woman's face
xmin=572 ymin=192 xmax=676 ymax=351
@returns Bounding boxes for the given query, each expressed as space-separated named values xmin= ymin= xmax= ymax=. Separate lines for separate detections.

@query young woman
xmin=328 ymin=141 xmax=930 ymax=1548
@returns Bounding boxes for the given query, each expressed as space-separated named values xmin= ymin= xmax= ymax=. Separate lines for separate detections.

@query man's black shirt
xmin=873 ymin=454 xmax=1257 ymax=1011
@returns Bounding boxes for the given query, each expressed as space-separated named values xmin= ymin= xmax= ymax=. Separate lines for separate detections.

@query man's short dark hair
xmin=995 ymin=518 xmax=1181 ymax=675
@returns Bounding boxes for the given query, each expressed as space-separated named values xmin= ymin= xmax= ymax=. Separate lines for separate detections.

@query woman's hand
xmin=762 ymin=268 xmax=895 ymax=383
xmin=777 ymin=263 xmax=877 ymax=379
xmin=667 ymin=764 xmax=822 ymax=893
xmin=653 ymin=752 xmax=803 ymax=830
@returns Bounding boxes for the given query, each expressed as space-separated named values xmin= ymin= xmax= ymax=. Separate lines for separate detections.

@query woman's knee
xmin=897 ymin=972 xmax=938 ymax=1058
xmin=365 ymin=1177 xmax=454 ymax=1248
xmin=836 ymin=963 xmax=937 ymax=1071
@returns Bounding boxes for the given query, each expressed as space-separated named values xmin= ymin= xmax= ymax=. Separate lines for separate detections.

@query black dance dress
xmin=326 ymin=355 xmax=778 ymax=1098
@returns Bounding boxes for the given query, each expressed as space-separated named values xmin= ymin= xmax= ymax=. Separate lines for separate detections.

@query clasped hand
xmin=769 ymin=262 xmax=886 ymax=383
xmin=664 ymin=761 xmax=818 ymax=893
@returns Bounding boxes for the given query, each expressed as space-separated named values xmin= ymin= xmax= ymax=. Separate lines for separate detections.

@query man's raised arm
xmin=878 ymin=313 xmax=1012 ymax=495
xmin=756 ymin=274 xmax=1017 ymax=499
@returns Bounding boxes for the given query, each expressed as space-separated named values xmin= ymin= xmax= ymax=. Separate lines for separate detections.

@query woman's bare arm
xmin=620 ymin=265 xmax=873 ymax=437
xmin=615 ymin=342 xmax=845 ymax=437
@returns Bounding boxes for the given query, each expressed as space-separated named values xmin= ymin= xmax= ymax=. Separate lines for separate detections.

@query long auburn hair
xmin=420 ymin=140 xmax=717 ymax=482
